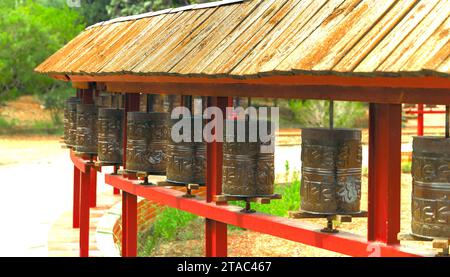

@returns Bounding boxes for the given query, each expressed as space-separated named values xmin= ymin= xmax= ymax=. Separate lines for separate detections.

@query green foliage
xmin=401 ymin=161 xmax=412 ymax=173
xmin=107 ymin=0 xmax=214 ymax=17
xmin=0 ymin=0 xmax=85 ymax=104
xmin=38 ymin=85 xmax=73 ymax=126
xmin=138 ymin=178 xmax=302 ymax=256
xmin=139 ymin=206 xmax=198 ymax=256
xmin=288 ymin=100 xmax=368 ymax=128
xmin=230 ymin=179 xmax=301 ymax=218
xmin=77 ymin=0 xmax=111 ymax=26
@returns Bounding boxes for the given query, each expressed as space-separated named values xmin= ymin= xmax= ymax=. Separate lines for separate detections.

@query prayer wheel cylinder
xmin=300 ymin=128 xmax=362 ymax=214
xmin=126 ymin=112 xmax=169 ymax=175
xmin=411 ymin=137 xmax=450 ymax=239
xmin=64 ymin=97 xmax=81 ymax=147
xmin=75 ymin=103 xmax=98 ymax=155
xmin=222 ymin=119 xmax=275 ymax=197
xmin=166 ymin=117 xmax=206 ymax=185
xmin=97 ymin=108 xmax=124 ymax=164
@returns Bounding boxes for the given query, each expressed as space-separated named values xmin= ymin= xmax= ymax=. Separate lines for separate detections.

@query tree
xmin=107 ymin=0 xmax=214 ymax=18
xmin=288 ymin=100 xmax=368 ymax=128
xmin=0 ymin=1 xmax=84 ymax=103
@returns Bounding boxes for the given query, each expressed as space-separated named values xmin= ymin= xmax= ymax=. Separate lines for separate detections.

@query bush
xmin=0 ymin=1 xmax=84 ymax=104
xmin=138 ymin=177 xmax=302 ymax=256
xmin=288 ymin=100 xmax=368 ymax=128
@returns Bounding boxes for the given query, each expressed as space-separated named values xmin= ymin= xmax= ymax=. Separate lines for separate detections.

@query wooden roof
xmin=36 ymin=0 xmax=450 ymax=79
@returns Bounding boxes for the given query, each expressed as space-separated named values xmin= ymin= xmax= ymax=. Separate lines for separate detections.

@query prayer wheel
xmin=126 ymin=112 xmax=169 ymax=175
xmin=166 ymin=117 xmax=206 ymax=185
xmin=300 ymin=128 xmax=362 ymax=215
xmin=97 ymin=108 xmax=124 ymax=164
xmin=411 ymin=136 xmax=450 ymax=239
xmin=75 ymin=103 xmax=98 ymax=155
xmin=222 ymin=119 xmax=275 ymax=197
xmin=64 ymin=97 xmax=81 ymax=147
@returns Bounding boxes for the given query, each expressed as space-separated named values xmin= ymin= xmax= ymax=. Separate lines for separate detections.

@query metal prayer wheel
xmin=166 ymin=117 xmax=206 ymax=185
xmin=75 ymin=103 xmax=98 ymax=155
xmin=64 ymin=97 xmax=81 ymax=147
xmin=222 ymin=120 xmax=275 ymax=197
xmin=97 ymin=108 xmax=124 ymax=164
xmin=126 ymin=112 xmax=169 ymax=175
xmin=300 ymin=128 xmax=362 ymax=214
xmin=411 ymin=136 xmax=450 ymax=239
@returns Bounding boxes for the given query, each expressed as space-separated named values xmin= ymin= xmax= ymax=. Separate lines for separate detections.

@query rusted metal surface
xmin=64 ymin=97 xmax=81 ymax=147
xmin=98 ymin=108 xmax=124 ymax=164
xmin=411 ymin=136 xmax=450 ymax=239
xmin=301 ymin=128 xmax=362 ymax=214
xmin=75 ymin=104 xmax=98 ymax=155
xmin=126 ymin=112 xmax=169 ymax=175
xmin=222 ymin=119 xmax=275 ymax=197
xmin=35 ymin=0 xmax=450 ymax=78
xmin=166 ymin=117 xmax=206 ymax=185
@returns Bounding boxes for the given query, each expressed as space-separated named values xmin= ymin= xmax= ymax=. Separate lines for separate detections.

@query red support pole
xmin=121 ymin=93 xmax=140 ymax=257
xmin=79 ymin=166 xmax=91 ymax=257
xmin=113 ymin=165 xmax=120 ymax=195
xmin=368 ymin=103 xmax=401 ymax=245
xmin=122 ymin=192 xmax=137 ymax=257
xmin=205 ymin=96 xmax=231 ymax=257
xmin=73 ymin=165 xmax=80 ymax=228
xmin=417 ymin=104 xmax=424 ymax=136
xmin=89 ymin=167 xmax=97 ymax=208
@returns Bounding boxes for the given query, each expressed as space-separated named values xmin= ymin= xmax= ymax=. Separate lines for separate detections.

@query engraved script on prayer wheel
xmin=411 ymin=137 xmax=450 ymax=239
xmin=98 ymin=108 xmax=124 ymax=164
xmin=75 ymin=104 xmax=98 ymax=155
xmin=222 ymin=120 xmax=275 ymax=197
xmin=300 ymin=128 xmax=362 ymax=214
xmin=126 ymin=112 xmax=169 ymax=175
xmin=64 ymin=97 xmax=81 ymax=147
xmin=166 ymin=117 xmax=206 ymax=185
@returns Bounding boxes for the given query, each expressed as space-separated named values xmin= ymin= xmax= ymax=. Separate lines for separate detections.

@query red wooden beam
xmin=205 ymin=96 xmax=230 ymax=257
xmin=70 ymin=150 xmax=87 ymax=173
xmin=105 ymin=82 xmax=450 ymax=105
xmin=67 ymin=74 xmax=450 ymax=90
xmin=104 ymin=174 xmax=432 ymax=257
xmin=79 ymin=166 xmax=91 ymax=257
xmin=368 ymin=104 xmax=402 ymax=245
xmin=73 ymin=165 xmax=80 ymax=229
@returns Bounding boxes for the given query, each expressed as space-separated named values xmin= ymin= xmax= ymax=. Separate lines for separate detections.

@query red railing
xmin=405 ymin=104 xmax=447 ymax=136
xmin=68 ymin=97 xmax=435 ymax=258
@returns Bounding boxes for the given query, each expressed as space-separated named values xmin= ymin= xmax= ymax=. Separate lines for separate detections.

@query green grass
xmin=0 ymin=117 xmax=18 ymax=129
xmin=138 ymin=206 xmax=199 ymax=256
xmin=0 ymin=116 xmax=63 ymax=135
xmin=230 ymin=180 xmax=301 ymax=217
xmin=401 ymin=161 xmax=412 ymax=173
xmin=138 ymin=177 xmax=302 ymax=256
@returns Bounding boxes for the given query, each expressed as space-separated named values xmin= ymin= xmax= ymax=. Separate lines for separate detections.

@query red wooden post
xmin=79 ymin=166 xmax=91 ymax=257
xmin=121 ymin=93 xmax=140 ymax=257
xmin=113 ymin=165 xmax=121 ymax=195
xmin=122 ymin=192 xmax=137 ymax=257
xmin=73 ymin=165 xmax=81 ymax=228
xmin=368 ymin=103 xmax=401 ymax=245
xmin=417 ymin=104 xmax=424 ymax=136
xmin=89 ymin=166 xmax=97 ymax=208
xmin=205 ymin=96 xmax=231 ymax=257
